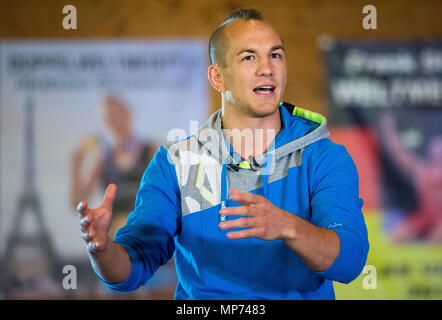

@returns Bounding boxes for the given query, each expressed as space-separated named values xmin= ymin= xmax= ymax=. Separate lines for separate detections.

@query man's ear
xmin=207 ymin=64 xmax=225 ymax=93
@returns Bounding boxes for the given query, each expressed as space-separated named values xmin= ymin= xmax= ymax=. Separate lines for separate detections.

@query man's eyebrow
xmin=271 ymin=45 xmax=285 ymax=52
xmin=236 ymin=48 xmax=258 ymax=56
xmin=236 ymin=45 xmax=285 ymax=56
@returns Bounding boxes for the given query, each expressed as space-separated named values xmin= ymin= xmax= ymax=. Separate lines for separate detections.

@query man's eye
xmin=271 ymin=53 xmax=282 ymax=59
xmin=242 ymin=55 xmax=254 ymax=61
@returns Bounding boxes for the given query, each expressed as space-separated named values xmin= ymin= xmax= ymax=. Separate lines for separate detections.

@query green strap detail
xmin=292 ymin=106 xmax=325 ymax=124
xmin=238 ymin=161 xmax=251 ymax=169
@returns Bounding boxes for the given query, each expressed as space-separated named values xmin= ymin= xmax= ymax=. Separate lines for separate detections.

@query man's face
xmin=220 ymin=19 xmax=287 ymax=118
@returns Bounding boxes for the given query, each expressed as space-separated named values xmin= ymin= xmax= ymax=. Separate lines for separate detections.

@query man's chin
xmin=250 ymin=101 xmax=280 ymax=118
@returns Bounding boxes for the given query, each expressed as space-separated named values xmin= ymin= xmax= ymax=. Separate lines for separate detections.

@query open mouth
xmin=253 ymin=85 xmax=276 ymax=95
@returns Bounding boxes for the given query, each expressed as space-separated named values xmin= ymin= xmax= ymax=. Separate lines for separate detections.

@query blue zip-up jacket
xmin=99 ymin=102 xmax=369 ymax=299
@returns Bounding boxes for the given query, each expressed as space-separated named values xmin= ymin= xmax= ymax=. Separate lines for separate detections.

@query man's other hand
xmin=77 ymin=183 xmax=116 ymax=253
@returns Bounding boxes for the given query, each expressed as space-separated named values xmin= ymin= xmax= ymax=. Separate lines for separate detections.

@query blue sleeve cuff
xmin=94 ymin=240 xmax=145 ymax=292
xmin=316 ymin=228 xmax=365 ymax=284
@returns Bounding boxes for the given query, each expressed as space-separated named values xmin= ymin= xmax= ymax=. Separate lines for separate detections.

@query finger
xmin=79 ymin=214 xmax=93 ymax=232
xmin=81 ymin=232 xmax=90 ymax=242
xmin=219 ymin=206 xmax=251 ymax=217
xmin=219 ymin=217 xmax=252 ymax=230
xmin=87 ymin=241 xmax=99 ymax=252
xmin=87 ymin=240 xmax=105 ymax=253
xmin=77 ymin=200 xmax=88 ymax=217
xmin=81 ymin=229 xmax=95 ymax=242
xmin=101 ymin=183 xmax=117 ymax=209
xmin=226 ymin=228 xmax=257 ymax=240
xmin=230 ymin=188 xmax=260 ymax=206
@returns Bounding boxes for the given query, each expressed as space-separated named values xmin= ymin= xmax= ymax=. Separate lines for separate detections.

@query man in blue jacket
xmin=78 ymin=8 xmax=369 ymax=299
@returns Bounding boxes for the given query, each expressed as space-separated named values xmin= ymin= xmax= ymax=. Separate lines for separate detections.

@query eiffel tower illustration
xmin=0 ymin=97 xmax=60 ymax=296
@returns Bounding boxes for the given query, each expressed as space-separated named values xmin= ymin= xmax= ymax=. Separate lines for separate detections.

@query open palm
xmin=78 ymin=183 xmax=116 ymax=253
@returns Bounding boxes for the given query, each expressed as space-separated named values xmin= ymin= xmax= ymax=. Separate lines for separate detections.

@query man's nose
xmin=256 ymin=57 xmax=273 ymax=76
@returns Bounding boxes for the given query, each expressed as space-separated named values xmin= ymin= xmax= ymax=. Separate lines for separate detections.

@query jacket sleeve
xmin=97 ymin=145 xmax=181 ymax=292
xmin=308 ymin=140 xmax=369 ymax=284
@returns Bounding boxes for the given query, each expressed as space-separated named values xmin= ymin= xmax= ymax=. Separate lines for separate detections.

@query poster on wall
xmin=0 ymin=40 xmax=209 ymax=298
xmin=321 ymin=38 xmax=442 ymax=299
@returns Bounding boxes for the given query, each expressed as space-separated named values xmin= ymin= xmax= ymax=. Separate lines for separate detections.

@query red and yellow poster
xmin=323 ymin=40 xmax=442 ymax=299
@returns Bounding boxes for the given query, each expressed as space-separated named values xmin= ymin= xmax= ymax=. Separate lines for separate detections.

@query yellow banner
xmin=335 ymin=211 xmax=442 ymax=300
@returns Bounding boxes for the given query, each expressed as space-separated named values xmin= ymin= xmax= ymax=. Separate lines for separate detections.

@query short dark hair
xmin=209 ymin=8 xmax=264 ymax=67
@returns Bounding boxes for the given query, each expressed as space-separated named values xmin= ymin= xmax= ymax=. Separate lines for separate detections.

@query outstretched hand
xmin=77 ymin=183 xmax=116 ymax=253
xmin=219 ymin=188 xmax=295 ymax=241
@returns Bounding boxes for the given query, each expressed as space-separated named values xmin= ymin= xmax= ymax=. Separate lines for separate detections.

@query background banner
xmin=0 ymin=40 xmax=208 ymax=298
xmin=322 ymin=39 xmax=442 ymax=299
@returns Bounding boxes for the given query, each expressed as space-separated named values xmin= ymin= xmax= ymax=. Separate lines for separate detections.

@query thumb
xmin=101 ymin=183 xmax=117 ymax=209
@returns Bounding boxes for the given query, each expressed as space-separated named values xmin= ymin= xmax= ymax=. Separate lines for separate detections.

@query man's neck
xmin=221 ymin=103 xmax=281 ymax=160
